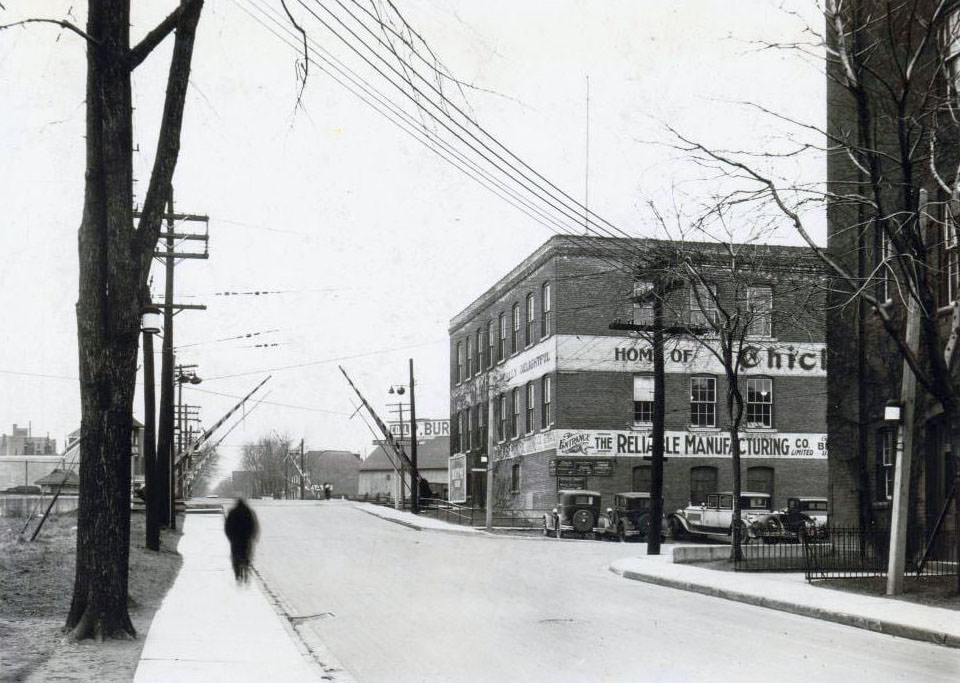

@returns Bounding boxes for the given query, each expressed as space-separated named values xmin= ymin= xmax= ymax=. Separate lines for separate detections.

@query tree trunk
xmin=67 ymin=1 xmax=139 ymax=639
xmin=65 ymin=0 xmax=204 ymax=640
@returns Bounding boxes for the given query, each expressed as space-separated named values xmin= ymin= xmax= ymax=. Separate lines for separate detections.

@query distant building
xmin=305 ymin=450 xmax=361 ymax=498
xmin=0 ymin=424 xmax=56 ymax=456
xmin=359 ymin=435 xmax=450 ymax=502
xmin=0 ymin=423 xmax=62 ymax=491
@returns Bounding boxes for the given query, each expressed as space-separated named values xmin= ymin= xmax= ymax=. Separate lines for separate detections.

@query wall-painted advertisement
xmin=556 ymin=335 xmax=826 ymax=377
xmin=555 ymin=429 xmax=827 ymax=459
xmin=448 ymin=453 xmax=467 ymax=503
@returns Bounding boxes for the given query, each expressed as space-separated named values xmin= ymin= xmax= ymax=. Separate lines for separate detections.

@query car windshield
xmin=572 ymin=495 xmax=596 ymax=505
xmin=623 ymin=498 xmax=649 ymax=510
xmin=743 ymin=496 xmax=769 ymax=509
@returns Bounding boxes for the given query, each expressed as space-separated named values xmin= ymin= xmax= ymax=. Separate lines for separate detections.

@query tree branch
xmin=128 ymin=0 xmax=203 ymax=71
xmin=0 ymin=18 xmax=100 ymax=46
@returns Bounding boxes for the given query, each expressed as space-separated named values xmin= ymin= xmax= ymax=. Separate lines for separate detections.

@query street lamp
xmin=884 ymin=400 xmax=902 ymax=424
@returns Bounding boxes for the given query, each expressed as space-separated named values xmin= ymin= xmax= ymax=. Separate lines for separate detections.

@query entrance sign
xmin=448 ymin=454 xmax=467 ymax=503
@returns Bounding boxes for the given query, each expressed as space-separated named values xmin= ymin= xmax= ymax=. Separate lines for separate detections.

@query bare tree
xmin=241 ymin=434 xmax=294 ymax=499
xmin=665 ymin=0 xmax=960 ymax=530
xmin=0 ymin=0 xmax=205 ymax=640
xmin=639 ymin=238 xmax=824 ymax=559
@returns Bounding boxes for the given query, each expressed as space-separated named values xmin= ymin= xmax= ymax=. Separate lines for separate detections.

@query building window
xmin=541 ymin=282 xmax=552 ymax=338
xmin=511 ymin=462 xmax=521 ymax=492
xmin=525 ymin=293 xmax=535 ymax=346
xmin=487 ymin=321 xmax=495 ymax=369
xmin=541 ymin=375 xmax=552 ymax=428
xmin=745 ymin=286 xmax=772 ymax=337
xmin=465 ymin=336 xmax=473 ymax=378
xmin=690 ymin=376 xmax=716 ymax=427
xmin=475 ymin=329 xmax=483 ymax=375
xmin=525 ymin=382 xmax=535 ymax=434
xmin=633 ymin=280 xmax=654 ymax=326
xmin=511 ymin=388 xmax=520 ymax=439
xmin=746 ymin=466 xmax=774 ymax=499
xmin=498 ymin=393 xmax=507 ymax=442
xmin=745 ymin=378 xmax=773 ymax=428
xmin=877 ymin=428 xmax=896 ymax=501
xmin=456 ymin=341 xmax=463 ymax=384
xmin=457 ymin=410 xmax=465 ymax=453
xmin=498 ymin=314 xmax=506 ymax=362
xmin=689 ymin=284 xmax=718 ymax=328
xmin=690 ymin=466 xmax=718 ymax=505
xmin=632 ymin=465 xmax=651 ymax=492
xmin=465 ymin=407 xmax=472 ymax=451
xmin=633 ymin=375 xmax=654 ymax=427
xmin=944 ymin=211 xmax=959 ymax=306
xmin=511 ymin=303 xmax=521 ymax=354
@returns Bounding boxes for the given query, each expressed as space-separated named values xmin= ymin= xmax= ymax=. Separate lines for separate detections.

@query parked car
xmin=3 ymin=484 xmax=42 ymax=495
xmin=543 ymin=490 xmax=603 ymax=539
xmin=667 ymin=492 xmax=772 ymax=542
xmin=782 ymin=496 xmax=829 ymax=527
xmin=596 ymin=492 xmax=663 ymax=542
xmin=748 ymin=510 xmax=827 ymax=544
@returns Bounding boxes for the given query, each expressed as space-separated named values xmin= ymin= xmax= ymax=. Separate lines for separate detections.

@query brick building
xmin=825 ymin=0 xmax=960 ymax=532
xmin=449 ymin=235 xmax=827 ymax=517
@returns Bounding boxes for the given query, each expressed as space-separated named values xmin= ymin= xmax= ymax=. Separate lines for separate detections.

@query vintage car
xmin=667 ymin=491 xmax=772 ymax=542
xmin=596 ymin=492 xmax=660 ymax=542
xmin=748 ymin=510 xmax=827 ymax=544
xmin=543 ymin=489 xmax=603 ymax=539
xmin=782 ymin=496 xmax=829 ymax=527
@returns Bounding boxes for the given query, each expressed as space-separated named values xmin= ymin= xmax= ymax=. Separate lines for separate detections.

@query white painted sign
xmin=553 ymin=429 xmax=827 ymax=459
xmin=556 ymin=335 xmax=826 ymax=377
xmin=448 ymin=454 xmax=467 ymax=503
xmin=389 ymin=419 xmax=450 ymax=439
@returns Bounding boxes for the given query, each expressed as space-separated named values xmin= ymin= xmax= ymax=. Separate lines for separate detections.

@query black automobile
xmin=597 ymin=492 xmax=657 ymax=542
xmin=749 ymin=509 xmax=826 ymax=544
xmin=543 ymin=489 xmax=603 ymax=539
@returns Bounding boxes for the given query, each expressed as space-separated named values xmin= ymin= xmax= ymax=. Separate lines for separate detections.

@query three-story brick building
xmin=449 ymin=235 xmax=828 ymax=518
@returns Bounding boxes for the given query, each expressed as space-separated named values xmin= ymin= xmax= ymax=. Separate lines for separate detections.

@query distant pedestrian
xmin=323 ymin=482 xmax=332 ymax=500
xmin=224 ymin=498 xmax=259 ymax=583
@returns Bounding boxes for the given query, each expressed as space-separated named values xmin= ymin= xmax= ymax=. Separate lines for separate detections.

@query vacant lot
xmin=0 ymin=508 xmax=182 ymax=682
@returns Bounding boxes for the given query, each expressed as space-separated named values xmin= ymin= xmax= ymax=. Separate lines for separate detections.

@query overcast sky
xmin=0 ymin=1 xmax=824 ymax=477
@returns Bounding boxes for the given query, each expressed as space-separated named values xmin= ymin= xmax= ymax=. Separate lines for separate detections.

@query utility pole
xmin=610 ymin=278 xmax=689 ymax=555
xmin=141 ymin=302 xmax=160 ymax=551
xmin=142 ymin=188 xmax=208 ymax=529
xmin=409 ymin=358 xmax=419 ymax=514
xmin=886 ymin=190 xmax=925 ymax=595
xmin=299 ymin=439 xmax=305 ymax=500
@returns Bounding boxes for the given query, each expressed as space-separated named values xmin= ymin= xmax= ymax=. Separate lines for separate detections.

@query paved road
xmin=251 ymin=500 xmax=960 ymax=683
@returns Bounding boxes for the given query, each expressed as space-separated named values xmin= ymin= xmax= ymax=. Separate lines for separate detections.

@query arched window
xmin=690 ymin=466 xmax=718 ymax=505
xmin=746 ymin=466 xmax=774 ymax=499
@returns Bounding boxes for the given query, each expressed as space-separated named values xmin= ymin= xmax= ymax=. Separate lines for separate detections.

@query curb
xmin=609 ymin=565 xmax=960 ymax=649
xmin=354 ymin=506 xmax=485 ymax=536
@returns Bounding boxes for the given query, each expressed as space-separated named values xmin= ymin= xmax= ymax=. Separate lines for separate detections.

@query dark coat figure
xmin=224 ymin=498 xmax=259 ymax=583
xmin=323 ymin=482 xmax=332 ymax=500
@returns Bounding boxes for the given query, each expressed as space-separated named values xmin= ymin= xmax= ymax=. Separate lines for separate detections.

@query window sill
xmin=687 ymin=426 xmax=720 ymax=433
xmin=743 ymin=426 xmax=775 ymax=433
xmin=631 ymin=423 xmax=653 ymax=431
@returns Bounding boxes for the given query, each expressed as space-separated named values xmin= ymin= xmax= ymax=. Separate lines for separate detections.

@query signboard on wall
xmin=549 ymin=458 xmax=615 ymax=477
xmin=448 ymin=454 xmax=467 ymax=503
xmin=556 ymin=335 xmax=826 ymax=377
xmin=557 ymin=477 xmax=588 ymax=490
xmin=389 ymin=419 xmax=450 ymax=439
xmin=554 ymin=430 xmax=827 ymax=459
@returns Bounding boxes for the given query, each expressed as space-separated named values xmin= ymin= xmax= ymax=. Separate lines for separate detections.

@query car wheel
xmin=668 ymin=517 xmax=685 ymax=540
xmin=572 ymin=509 xmax=594 ymax=534
xmin=637 ymin=515 xmax=651 ymax=542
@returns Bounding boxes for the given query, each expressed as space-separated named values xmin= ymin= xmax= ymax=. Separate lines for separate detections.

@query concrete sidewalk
xmin=361 ymin=504 xmax=960 ymax=649
xmin=133 ymin=511 xmax=322 ymax=683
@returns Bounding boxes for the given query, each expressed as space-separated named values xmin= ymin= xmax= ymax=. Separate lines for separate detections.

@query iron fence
xmin=802 ymin=527 xmax=958 ymax=581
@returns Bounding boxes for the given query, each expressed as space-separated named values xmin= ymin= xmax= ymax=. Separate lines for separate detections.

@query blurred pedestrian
xmin=323 ymin=482 xmax=332 ymax=500
xmin=224 ymin=498 xmax=259 ymax=583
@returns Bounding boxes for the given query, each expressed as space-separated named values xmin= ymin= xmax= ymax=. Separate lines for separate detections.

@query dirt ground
xmin=0 ymin=509 xmax=182 ymax=682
